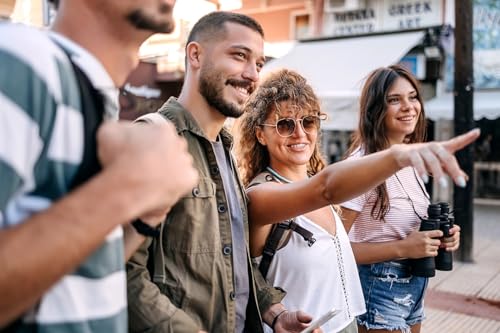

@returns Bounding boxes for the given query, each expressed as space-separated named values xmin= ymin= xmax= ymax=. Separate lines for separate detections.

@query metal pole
xmin=454 ymin=0 xmax=475 ymax=262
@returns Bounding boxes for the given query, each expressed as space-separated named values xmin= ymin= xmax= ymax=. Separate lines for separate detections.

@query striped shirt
xmin=0 ymin=23 xmax=126 ymax=332
xmin=341 ymin=149 xmax=430 ymax=243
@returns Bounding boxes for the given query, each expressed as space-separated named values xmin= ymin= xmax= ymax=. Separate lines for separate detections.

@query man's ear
xmin=255 ymin=127 xmax=267 ymax=146
xmin=186 ymin=42 xmax=202 ymax=69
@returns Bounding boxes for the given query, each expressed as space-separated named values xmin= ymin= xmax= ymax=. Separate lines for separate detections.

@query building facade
xmin=238 ymin=0 xmax=500 ymax=201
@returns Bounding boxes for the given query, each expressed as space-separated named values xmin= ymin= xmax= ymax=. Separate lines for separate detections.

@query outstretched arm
xmin=247 ymin=129 xmax=480 ymax=227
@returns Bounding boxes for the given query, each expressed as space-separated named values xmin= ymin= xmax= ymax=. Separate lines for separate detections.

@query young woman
xmin=341 ymin=65 xmax=462 ymax=333
xmin=235 ymin=69 xmax=478 ymax=333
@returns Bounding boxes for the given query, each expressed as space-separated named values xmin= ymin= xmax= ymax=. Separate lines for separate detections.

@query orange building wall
xmin=238 ymin=0 xmax=307 ymax=41
xmin=241 ymin=0 xmax=305 ymax=7
xmin=251 ymin=10 xmax=294 ymax=41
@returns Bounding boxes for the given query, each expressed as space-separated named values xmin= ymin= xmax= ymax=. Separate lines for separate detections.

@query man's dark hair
xmin=187 ymin=11 xmax=264 ymax=45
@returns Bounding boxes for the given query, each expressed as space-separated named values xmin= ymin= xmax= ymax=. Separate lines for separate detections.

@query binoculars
xmin=411 ymin=202 xmax=454 ymax=277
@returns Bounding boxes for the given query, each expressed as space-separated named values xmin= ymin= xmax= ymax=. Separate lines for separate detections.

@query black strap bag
xmin=248 ymin=172 xmax=316 ymax=279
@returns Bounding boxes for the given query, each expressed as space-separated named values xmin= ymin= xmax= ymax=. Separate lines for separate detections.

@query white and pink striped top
xmin=341 ymin=149 xmax=430 ymax=243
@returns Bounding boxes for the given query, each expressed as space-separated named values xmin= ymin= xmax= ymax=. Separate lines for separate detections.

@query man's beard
xmin=126 ymin=4 xmax=174 ymax=33
xmin=199 ymin=67 xmax=249 ymax=119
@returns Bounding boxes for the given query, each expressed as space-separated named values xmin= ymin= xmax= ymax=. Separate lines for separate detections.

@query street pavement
xmin=423 ymin=203 xmax=500 ymax=333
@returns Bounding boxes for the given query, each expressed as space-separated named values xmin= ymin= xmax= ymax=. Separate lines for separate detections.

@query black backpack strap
xmin=259 ymin=219 xmax=316 ymax=278
xmin=287 ymin=220 xmax=316 ymax=246
xmin=64 ymin=53 xmax=104 ymax=189
xmin=49 ymin=36 xmax=104 ymax=189
xmin=250 ymin=171 xmax=316 ymax=279
xmin=259 ymin=221 xmax=290 ymax=278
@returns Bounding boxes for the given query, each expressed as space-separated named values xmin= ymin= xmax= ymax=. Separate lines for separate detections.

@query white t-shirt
xmin=256 ymin=209 xmax=366 ymax=333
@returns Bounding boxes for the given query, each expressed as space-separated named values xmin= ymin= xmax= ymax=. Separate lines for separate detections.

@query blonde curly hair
xmin=235 ymin=69 xmax=327 ymax=186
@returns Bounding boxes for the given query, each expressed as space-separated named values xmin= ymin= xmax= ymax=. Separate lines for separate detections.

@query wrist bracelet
xmin=271 ymin=309 xmax=288 ymax=331
xmin=131 ymin=219 xmax=160 ymax=237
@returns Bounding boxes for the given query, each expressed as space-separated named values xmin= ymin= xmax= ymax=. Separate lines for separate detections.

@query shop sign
xmin=381 ymin=0 xmax=441 ymax=31
xmin=323 ymin=0 xmax=442 ymax=37
xmin=323 ymin=6 xmax=378 ymax=36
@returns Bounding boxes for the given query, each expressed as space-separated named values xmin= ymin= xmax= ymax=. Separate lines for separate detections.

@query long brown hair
xmin=236 ymin=69 xmax=327 ymax=187
xmin=346 ymin=64 xmax=427 ymax=220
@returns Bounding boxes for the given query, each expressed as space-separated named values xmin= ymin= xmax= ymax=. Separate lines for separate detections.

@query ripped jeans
xmin=357 ymin=261 xmax=428 ymax=332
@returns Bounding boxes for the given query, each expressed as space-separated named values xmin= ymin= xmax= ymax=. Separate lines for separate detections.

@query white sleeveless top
xmin=256 ymin=209 xmax=365 ymax=332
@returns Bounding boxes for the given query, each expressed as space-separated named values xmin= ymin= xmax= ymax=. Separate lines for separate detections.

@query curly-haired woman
xmin=235 ymin=68 xmax=478 ymax=333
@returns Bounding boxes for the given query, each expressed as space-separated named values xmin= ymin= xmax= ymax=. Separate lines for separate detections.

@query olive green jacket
xmin=126 ymin=97 xmax=285 ymax=333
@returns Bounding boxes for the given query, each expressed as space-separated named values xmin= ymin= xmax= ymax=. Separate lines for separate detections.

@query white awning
xmin=263 ymin=31 xmax=426 ymax=130
xmin=425 ymin=91 xmax=500 ymax=120
xmin=263 ymin=31 xmax=425 ymax=98
xmin=320 ymin=98 xmax=359 ymax=131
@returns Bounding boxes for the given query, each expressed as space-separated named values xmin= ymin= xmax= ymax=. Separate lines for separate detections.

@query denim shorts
xmin=357 ymin=261 xmax=428 ymax=333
